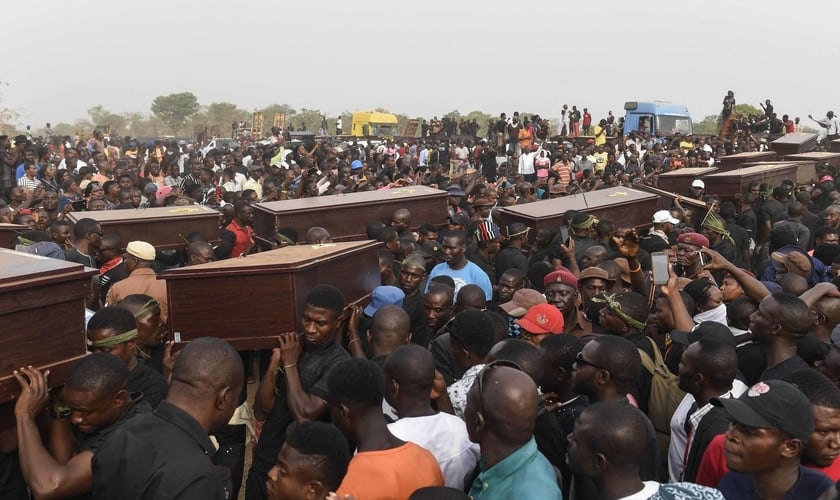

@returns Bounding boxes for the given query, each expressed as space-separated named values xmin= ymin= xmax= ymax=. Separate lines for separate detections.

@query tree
xmin=192 ymin=102 xmax=249 ymax=136
xmin=259 ymin=104 xmax=296 ymax=130
xmin=734 ymin=103 xmax=762 ymax=118
xmin=693 ymin=115 xmax=720 ymax=135
xmin=150 ymin=92 xmax=200 ymax=133
xmin=87 ymin=105 xmax=127 ymax=135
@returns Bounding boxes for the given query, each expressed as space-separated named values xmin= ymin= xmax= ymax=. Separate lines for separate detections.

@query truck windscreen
xmin=656 ymin=115 xmax=692 ymax=136
xmin=372 ymin=124 xmax=397 ymax=136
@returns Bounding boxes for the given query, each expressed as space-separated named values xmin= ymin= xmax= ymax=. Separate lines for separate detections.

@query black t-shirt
xmin=719 ymin=466 xmax=833 ymax=500
xmin=128 ymin=363 xmax=168 ymax=408
xmin=251 ymin=341 xmax=350 ymax=471
xmin=495 ymin=119 xmax=507 ymax=134
xmin=92 ymin=401 xmax=230 ymax=500
xmin=759 ymin=354 xmax=810 ymax=382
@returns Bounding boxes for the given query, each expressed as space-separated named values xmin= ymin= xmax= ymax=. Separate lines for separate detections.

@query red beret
xmin=676 ymin=232 xmax=710 ymax=248
xmin=543 ymin=267 xmax=578 ymax=289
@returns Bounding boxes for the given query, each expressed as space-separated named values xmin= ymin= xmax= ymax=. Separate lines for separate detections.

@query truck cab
xmin=351 ymin=111 xmax=399 ymax=137
xmin=623 ymin=101 xmax=692 ymax=137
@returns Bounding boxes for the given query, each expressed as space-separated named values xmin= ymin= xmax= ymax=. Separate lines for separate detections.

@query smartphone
xmin=652 ymin=252 xmax=669 ymax=285
xmin=699 ymin=251 xmax=706 ymax=267
xmin=559 ymin=226 xmax=570 ymax=245
xmin=71 ymin=200 xmax=86 ymax=211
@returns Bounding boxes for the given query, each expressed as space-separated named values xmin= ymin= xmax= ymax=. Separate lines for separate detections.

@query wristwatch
xmin=49 ymin=405 xmax=71 ymax=420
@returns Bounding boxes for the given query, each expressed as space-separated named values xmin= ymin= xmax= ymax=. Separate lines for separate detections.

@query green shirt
xmin=469 ymin=437 xmax=562 ymax=500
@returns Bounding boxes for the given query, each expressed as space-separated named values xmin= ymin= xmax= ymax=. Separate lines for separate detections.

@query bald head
xmin=187 ymin=240 xmax=215 ymax=265
xmin=169 ymin=337 xmax=244 ymax=401
xmin=384 ymin=344 xmax=435 ymax=394
xmin=455 ymin=284 xmax=487 ymax=311
xmin=473 ymin=365 xmax=539 ymax=446
xmin=304 ymin=226 xmax=332 ymax=244
xmin=370 ymin=305 xmax=410 ymax=354
xmin=487 ymin=339 xmax=545 ymax=386
xmin=571 ymin=401 xmax=648 ymax=476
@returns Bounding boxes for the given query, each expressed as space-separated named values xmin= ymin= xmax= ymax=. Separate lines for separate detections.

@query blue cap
xmin=351 ymin=160 xmax=363 ymax=170
xmin=446 ymin=185 xmax=465 ymax=196
xmin=364 ymin=285 xmax=405 ymax=317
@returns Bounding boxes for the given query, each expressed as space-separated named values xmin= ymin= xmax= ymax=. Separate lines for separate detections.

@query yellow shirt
xmin=593 ymin=125 xmax=606 ymax=146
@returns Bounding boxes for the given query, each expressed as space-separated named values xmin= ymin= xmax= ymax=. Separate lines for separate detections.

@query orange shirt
xmin=337 ymin=442 xmax=444 ymax=499
xmin=226 ymin=220 xmax=254 ymax=257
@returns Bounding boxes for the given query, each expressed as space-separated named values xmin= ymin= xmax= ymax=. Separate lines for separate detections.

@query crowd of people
xmin=4 ymin=103 xmax=840 ymax=499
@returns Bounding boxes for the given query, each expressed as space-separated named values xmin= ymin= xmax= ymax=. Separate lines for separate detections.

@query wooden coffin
xmin=67 ymin=206 xmax=220 ymax=250
xmin=0 ymin=249 xmax=96 ymax=403
xmin=655 ymin=167 xmax=717 ymax=196
xmin=715 ymin=151 xmax=778 ymax=172
xmin=496 ymin=187 xmax=659 ymax=239
xmin=741 ymin=160 xmax=816 ymax=185
xmin=161 ymin=240 xmax=380 ymax=349
xmin=253 ymin=186 xmax=448 ymax=244
xmin=0 ymin=223 xmax=26 ymax=249
xmin=785 ymin=151 xmax=840 ymax=172
xmin=769 ymin=133 xmax=818 ymax=156
xmin=829 ymin=139 xmax=840 ymax=153
xmin=702 ymin=163 xmax=798 ymax=200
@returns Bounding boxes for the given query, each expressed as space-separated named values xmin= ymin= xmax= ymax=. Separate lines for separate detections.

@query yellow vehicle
xmin=351 ymin=111 xmax=399 ymax=137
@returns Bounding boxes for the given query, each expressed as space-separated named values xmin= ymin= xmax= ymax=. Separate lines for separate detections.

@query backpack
xmin=638 ymin=337 xmax=685 ymax=455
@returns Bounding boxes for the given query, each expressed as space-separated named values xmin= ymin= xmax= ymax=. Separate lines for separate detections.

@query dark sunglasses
xmin=575 ymin=352 xmax=610 ymax=373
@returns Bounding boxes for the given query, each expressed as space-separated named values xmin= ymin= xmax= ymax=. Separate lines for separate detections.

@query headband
xmin=132 ymin=299 xmax=160 ymax=319
xmin=592 ymin=294 xmax=646 ymax=331
xmin=86 ymin=329 xmax=138 ymax=348
xmin=571 ymin=215 xmax=598 ymax=230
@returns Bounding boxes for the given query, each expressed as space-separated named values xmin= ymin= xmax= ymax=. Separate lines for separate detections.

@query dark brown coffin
xmin=253 ymin=186 xmax=448 ymax=244
xmin=785 ymin=151 xmax=840 ymax=172
xmin=715 ymin=151 xmax=778 ymax=172
xmin=769 ymin=133 xmax=818 ymax=156
xmin=0 ymin=249 xmax=96 ymax=403
xmin=161 ymin=240 xmax=380 ymax=349
xmin=741 ymin=160 xmax=817 ymax=185
xmin=67 ymin=206 xmax=220 ymax=250
xmin=829 ymin=139 xmax=840 ymax=153
xmin=655 ymin=167 xmax=718 ymax=196
xmin=0 ymin=223 xmax=26 ymax=249
xmin=496 ymin=187 xmax=660 ymax=239
xmin=702 ymin=163 xmax=799 ymax=199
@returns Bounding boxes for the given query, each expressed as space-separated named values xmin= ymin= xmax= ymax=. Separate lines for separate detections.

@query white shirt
xmin=618 ymin=481 xmax=660 ymax=500
xmin=518 ymin=150 xmax=538 ymax=175
xmin=667 ymin=380 xmax=748 ymax=482
xmin=388 ymin=412 xmax=480 ymax=489
xmin=447 ymin=364 xmax=484 ymax=419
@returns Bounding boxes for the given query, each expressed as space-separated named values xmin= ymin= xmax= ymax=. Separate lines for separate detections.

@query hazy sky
xmin=6 ymin=0 xmax=839 ymax=128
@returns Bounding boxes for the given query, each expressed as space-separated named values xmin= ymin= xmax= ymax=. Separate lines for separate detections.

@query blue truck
xmin=623 ymin=101 xmax=692 ymax=137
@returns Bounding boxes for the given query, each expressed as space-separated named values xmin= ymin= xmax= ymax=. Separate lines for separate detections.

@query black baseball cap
xmin=669 ymin=321 xmax=736 ymax=347
xmin=712 ymin=380 xmax=814 ymax=442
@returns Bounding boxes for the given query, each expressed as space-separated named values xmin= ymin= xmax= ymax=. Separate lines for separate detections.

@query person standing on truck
xmin=571 ymin=106 xmax=581 ymax=137
xmin=582 ymin=108 xmax=592 ymax=135
xmin=506 ymin=113 xmax=523 ymax=155
xmin=593 ymin=119 xmax=607 ymax=147
xmin=336 ymin=116 xmax=343 ymax=135
xmin=721 ymin=91 xmax=735 ymax=119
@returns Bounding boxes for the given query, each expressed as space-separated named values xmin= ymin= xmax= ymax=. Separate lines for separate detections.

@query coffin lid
xmin=255 ymin=186 xmax=447 ymax=215
xmin=160 ymin=240 xmax=380 ymax=279
xmin=657 ymin=167 xmax=718 ymax=177
xmin=0 ymin=248 xmax=97 ymax=290
xmin=67 ymin=205 xmax=219 ymax=224
xmin=500 ymin=187 xmax=657 ymax=219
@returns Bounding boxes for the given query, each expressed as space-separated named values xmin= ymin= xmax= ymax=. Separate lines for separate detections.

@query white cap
xmin=126 ymin=241 xmax=156 ymax=261
xmin=691 ymin=179 xmax=705 ymax=189
xmin=652 ymin=210 xmax=680 ymax=225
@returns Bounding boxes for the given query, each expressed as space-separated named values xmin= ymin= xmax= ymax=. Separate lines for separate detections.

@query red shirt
xmin=226 ymin=220 xmax=254 ymax=257
xmin=696 ymin=433 xmax=840 ymax=486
